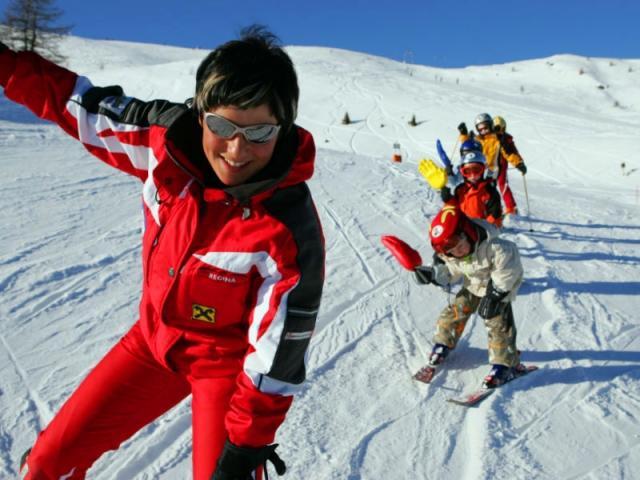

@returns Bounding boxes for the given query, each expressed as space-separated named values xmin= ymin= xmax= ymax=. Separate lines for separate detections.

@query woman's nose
xmin=225 ymin=134 xmax=249 ymax=157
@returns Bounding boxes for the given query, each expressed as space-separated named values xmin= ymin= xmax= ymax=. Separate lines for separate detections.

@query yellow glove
xmin=418 ymin=159 xmax=448 ymax=190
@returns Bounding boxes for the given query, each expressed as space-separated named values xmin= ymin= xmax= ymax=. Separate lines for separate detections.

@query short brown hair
xmin=194 ymin=25 xmax=299 ymax=133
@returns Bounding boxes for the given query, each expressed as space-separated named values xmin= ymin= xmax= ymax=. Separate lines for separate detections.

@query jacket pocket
xmin=178 ymin=260 xmax=256 ymax=330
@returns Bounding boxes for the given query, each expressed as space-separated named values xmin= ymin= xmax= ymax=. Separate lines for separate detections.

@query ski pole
xmin=522 ymin=173 xmax=533 ymax=232
xmin=448 ymin=139 xmax=459 ymax=168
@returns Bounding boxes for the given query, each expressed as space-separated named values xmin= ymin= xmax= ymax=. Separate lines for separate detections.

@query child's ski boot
xmin=428 ymin=343 xmax=450 ymax=366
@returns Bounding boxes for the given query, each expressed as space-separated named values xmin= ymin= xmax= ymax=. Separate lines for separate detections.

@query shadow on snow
xmin=519 ymin=277 xmax=640 ymax=295
xmin=439 ymin=346 xmax=640 ymax=389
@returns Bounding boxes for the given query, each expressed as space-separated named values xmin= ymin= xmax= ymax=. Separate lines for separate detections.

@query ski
xmin=447 ymin=365 xmax=538 ymax=407
xmin=447 ymin=388 xmax=494 ymax=406
xmin=413 ymin=346 xmax=449 ymax=383
xmin=413 ymin=365 xmax=437 ymax=383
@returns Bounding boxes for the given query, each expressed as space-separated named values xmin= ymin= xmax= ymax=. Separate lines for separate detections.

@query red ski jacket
xmin=0 ymin=50 xmax=325 ymax=447
xmin=454 ymin=179 xmax=502 ymax=226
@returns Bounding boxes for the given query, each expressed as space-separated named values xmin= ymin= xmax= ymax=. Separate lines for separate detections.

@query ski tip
xmin=413 ymin=366 xmax=436 ymax=384
xmin=447 ymin=364 xmax=539 ymax=406
xmin=447 ymin=388 xmax=494 ymax=407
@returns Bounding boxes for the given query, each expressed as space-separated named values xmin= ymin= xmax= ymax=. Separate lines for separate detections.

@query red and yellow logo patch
xmin=440 ymin=204 xmax=457 ymax=222
xmin=192 ymin=304 xmax=216 ymax=323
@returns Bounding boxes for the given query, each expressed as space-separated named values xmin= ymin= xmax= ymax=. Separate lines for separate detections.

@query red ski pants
xmin=24 ymin=323 xmax=239 ymax=480
xmin=497 ymin=157 xmax=517 ymax=213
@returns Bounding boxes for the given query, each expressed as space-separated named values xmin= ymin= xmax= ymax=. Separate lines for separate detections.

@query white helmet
xmin=474 ymin=113 xmax=493 ymax=132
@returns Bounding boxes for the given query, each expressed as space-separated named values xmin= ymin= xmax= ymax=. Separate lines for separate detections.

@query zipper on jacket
xmin=223 ymin=194 xmax=252 ymax=220
xmin=145 ymin=226 xmax=164 ymax=286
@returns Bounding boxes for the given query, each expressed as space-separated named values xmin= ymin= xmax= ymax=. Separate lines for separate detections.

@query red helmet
xmin=429 ymin=204 xmax=478 ymax=254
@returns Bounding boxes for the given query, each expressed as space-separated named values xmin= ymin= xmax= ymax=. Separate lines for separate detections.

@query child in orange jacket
xmin=457 ymin=113 xmax=526 ymax=216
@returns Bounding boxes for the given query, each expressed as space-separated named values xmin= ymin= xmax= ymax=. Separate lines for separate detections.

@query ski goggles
xmin=203 ymin=113 xmax=281 ymax=144
xmin=460 ymin=163 xmax=485 ymax=177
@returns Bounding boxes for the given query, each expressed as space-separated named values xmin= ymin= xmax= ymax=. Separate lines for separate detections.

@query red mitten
xmin=381 ymin=235 xmax=422 ymax=271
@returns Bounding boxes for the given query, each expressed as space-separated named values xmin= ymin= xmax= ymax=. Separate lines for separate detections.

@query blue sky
xmin=1 ymin=0 xmax=638 ymax=67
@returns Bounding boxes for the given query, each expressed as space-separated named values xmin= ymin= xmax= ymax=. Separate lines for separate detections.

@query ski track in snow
xmin=0 ymin=331 xmax=52 ymax=424
xmin=1 ymin=37 xmax=640 ymax=478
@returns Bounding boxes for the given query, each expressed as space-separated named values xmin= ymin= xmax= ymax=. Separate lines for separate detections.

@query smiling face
xmin=200 ymin=104 xmax=279 ymax=186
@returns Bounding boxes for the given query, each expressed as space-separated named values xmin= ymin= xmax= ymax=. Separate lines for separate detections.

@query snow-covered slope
xmin=1 ymin=35 xmax=639 ymax=479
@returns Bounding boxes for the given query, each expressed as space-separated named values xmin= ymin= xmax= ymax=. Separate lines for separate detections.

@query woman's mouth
xmin=222 ymin=156 xmax=249 ymax=169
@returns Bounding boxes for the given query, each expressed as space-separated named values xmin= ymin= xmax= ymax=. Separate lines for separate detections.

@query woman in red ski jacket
xmin=1 ymin=26 xmax=324 ymax=480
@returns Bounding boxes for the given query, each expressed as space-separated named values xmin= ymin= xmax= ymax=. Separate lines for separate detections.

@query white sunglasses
xmin=203 ymin=113 xmax=281 ymax=144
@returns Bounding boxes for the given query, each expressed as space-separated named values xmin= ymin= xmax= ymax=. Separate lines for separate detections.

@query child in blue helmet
xmin=441 ymin=150 xmax=503 ymax=227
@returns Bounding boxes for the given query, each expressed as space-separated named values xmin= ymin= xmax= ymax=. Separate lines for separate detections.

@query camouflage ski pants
xmin=432 ymin=287 xmax=519 ymax=367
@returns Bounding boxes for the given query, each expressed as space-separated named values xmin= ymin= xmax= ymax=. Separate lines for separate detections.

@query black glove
xmin=457 ymin=122 xmax=468 ymax=135
xmin=477 ymin=281 xmax=509 ymax=319
xmin=212 ymin=440 xmax=286 ymax=480
xmin=516 ymin=163 xmax=527 ymax=174
xmin=414 ymin=266 xmax=435 ymax=285
xmin=440 ymin=186 xmax=453 ymax=203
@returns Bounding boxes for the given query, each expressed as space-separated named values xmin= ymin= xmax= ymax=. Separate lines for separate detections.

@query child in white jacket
xmin=414 ymin=203 xmax=524 ymax=388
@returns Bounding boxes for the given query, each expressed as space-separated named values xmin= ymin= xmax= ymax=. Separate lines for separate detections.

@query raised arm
xmin=0 ymin=45 xmax=180 ymax=182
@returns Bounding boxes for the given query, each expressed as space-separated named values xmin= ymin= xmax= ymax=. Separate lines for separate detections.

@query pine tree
xmin=408 ymin=114 xmax=417 ymax=127
xmin=341 ymin=112 xmax=351 ymax=125
xmin=1 ymin=0 xmax=71 ymax=62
